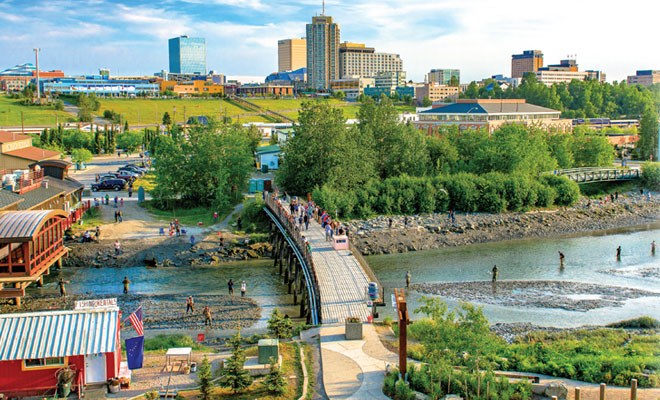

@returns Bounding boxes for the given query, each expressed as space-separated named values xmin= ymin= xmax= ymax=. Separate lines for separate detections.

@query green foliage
xmin=607 ymin=316 xmax=660 ymax=329
xmin=540 ymin=174 xmax=580 ymax=206
xmin=263 ymin=356 xmax=287 ymax=395
xmin=421 ymin=97 xmax=432 ymax=107
xmin=143 ymin=334 xmax=211 ymax=352
xmin=54 ymin=100 xmax=64 ymax=111
xmin=197 ymin=356 xmax=214 ymax=400
xmin=642 ymin=162 xmax=660 ymax=190
xmin=267 ymin=307 xmax=293 ymax=339
xmin=151 ymin=119 xmax=252 ymax=211
xmin=71 ymin=148 xmax=92 ymax=164
xmin=162 ymin=111 xmax=172 ymax=126
xmin=639 ymin=108 xmax=660 ymax=160
xmin=116 ymin=130 xmax=144 ymax=152
xmin=143 ymin=391 xmax=159 ymax=400
xmin=333 ymin=90 xmax=345 ymax=100
xmin=240 ymin=199 xmax=270 ymax=233
xmin=220 ymin=331 xmax=253 ymax=393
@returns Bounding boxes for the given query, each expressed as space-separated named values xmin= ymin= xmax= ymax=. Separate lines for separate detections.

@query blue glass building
xmin=168 ymin=36 xmax=206 ymax=75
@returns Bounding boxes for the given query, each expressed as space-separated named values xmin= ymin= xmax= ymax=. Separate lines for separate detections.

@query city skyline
xmin=0 ymin=0 xmax=656 ymax=83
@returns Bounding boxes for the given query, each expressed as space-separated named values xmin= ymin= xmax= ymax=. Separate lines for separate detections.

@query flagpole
xmin=122 ymin=305 xmax=143 ymax=326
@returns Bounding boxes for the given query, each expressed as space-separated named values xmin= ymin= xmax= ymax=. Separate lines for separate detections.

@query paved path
xmin=281 ymin=200 xmax=371 ymax=324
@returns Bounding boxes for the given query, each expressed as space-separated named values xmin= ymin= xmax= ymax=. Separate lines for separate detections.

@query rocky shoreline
xmin=347 ymin=192 xmax=660 ymax=255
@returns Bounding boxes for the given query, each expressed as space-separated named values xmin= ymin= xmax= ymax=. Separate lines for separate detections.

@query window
xmin=23 ymin=357 xmax=66 ymax=369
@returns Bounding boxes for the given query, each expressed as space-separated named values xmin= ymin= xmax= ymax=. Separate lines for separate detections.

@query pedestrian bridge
xmin=264 ymin=195 xmax=382 ymax=325
xmin=554 ymin=167 xmax=640 ymax=183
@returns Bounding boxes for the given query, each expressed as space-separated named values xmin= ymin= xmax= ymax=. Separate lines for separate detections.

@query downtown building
xmin=426 ymin=68 xmax=460 ymax=85
xmin=278 ymin=38 xmax=307 ymax=72
xmin=627 ymin=70 xmax=660 ymax=87
xmin=338 ymin=42 xmax=403 ymax=79
xmin=169 ymin=35 xmax=207 ymax=75
xmin=306 ymin=16 xmax=340 ymax=89
xmin=511 ymin=50 xmax=544 ymax=79
xmin=0 ymin=63 xmax=64 ymax=92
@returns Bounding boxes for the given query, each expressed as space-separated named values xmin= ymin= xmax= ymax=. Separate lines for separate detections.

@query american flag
xmin=128 ymin=307 xmax=143 ymax=336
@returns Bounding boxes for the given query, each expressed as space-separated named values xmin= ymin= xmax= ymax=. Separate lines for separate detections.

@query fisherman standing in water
xmin=558 ymin=251 xmax=565 ymax=266
xmin=616 ymin=246 xmax=622 ymax=261
xmin=652 ymin=241 xmax=657 ymax=256
xmin=491 ymin=265 xmax=498 ymax=282
xmin=405 ymin=271 xmax=411 ymax=288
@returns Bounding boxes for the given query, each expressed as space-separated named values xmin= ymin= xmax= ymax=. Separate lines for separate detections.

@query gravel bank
xmin=347 ymin=193 xmax=660 ymax=255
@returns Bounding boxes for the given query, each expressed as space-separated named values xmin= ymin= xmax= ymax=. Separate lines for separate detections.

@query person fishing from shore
xmin=491 ymin=265 xmax=498 ymax=282
xmin=616 ymin=245 xmax=622 ymax=260
xmin=58 ymin=278 xmax=70 ymax=297
xmin=186 ymin=296 xmax=194 ymax=314
xmin=190 ymin=235 xmax=196 ymax=247
xmin=122 ymin=276 xmax=131 ymax=294
xmin=228 ymin=279 xmax=234 ymax=295
xmin=406 ymin=271 xmax=411 ymax=288
xmin=203 ymin=306 xmax=212 ymax=326
xmin=95 ymin=225 xmax=101 ymax=241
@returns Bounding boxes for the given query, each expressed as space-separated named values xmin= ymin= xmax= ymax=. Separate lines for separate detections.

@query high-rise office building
xmin=511 ymin=50 xmax=543 ymax=79
xmin=306 ymin=16 xmax=340 ymax=89
xmin=278 ymin=38 xmax=307 ymax=72
xmin=426 ymin=69 xmax=460 ymax=85
xmin=338 ymin=42 xmax=403 ymax=78
xmin=627 ymin=70 xmax=660 ymax=87
xmin=169 ymin=36 xmax=206 ymax=75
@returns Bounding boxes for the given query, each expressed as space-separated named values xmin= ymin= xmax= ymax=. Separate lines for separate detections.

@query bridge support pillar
xmin=272 ymin=234 xmax=280 ymax=266
xmin=292 ymin=261 xmax=300 ymax=304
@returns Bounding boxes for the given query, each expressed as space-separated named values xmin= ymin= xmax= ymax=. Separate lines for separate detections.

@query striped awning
xmin=0 ymin=307 xmax=119 ymax=361
xmin=0 ymin=210 xmax=67 ymax=243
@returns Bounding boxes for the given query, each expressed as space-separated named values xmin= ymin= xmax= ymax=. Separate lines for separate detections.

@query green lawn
xmin=140 ymin=200 xmax=229 ymax=228
xmin=0 ymin=96 xmax=75 ymax=126
xmin=97 ymin=98 xmax=269 ymax=126
xmin=250 ymin=97 xmax=345 ymax=111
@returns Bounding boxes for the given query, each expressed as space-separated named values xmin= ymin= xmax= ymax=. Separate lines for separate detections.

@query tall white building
xmin=339 ymin=42 xmax=403 ymax=79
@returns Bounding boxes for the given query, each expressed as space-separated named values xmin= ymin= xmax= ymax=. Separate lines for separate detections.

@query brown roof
xmin=0 ymin=131 xmax=31 ymax=144
xmin=3 ymin=147 xmax=60 ymax=161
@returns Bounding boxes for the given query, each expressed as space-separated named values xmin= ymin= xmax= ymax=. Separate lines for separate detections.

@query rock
xmin=211 ymin=256 xmax=220 ymax=262
xmin=246 ymin=250 xmax=259 ymax=258
xmin=544 ymin=382 xmax=568 ymax=399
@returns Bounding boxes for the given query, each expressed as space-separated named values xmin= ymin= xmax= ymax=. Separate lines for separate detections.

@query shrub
xmin=240 ymin=199 xmax=269 ymax=233
xmin=267 ymin=308 xmax=293 ymax=339
xmin=541 ymin=174 xmax=580 ymax=206
xmin=642 ymin=162 xmax=660 ymax=190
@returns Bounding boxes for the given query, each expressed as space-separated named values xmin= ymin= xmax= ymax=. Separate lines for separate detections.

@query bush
xmin=540 ymin=174 xmax=580 ymax=206
xmin=607 ymin=316 xmax=660 ymax=329
xmin=642 ymin=162 xmax=660 ymax=190
xmin=240 ymin=199 xmax=270 ymax=233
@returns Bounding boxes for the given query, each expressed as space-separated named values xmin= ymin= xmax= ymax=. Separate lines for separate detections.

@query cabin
xmin=0 ymin=305 xmax=121 ymax=398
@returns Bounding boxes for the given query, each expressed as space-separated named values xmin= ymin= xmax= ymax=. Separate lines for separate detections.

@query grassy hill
xmin=0 ymin=96 xmax=75 ymax=126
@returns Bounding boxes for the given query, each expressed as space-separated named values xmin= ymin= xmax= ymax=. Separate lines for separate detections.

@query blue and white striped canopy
xmin=0 ymin=307 xmax=118 ymax=361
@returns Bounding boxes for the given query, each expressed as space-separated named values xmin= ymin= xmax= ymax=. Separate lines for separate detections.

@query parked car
xmin=91 ymin=178 xmax=126 ymax=191
xmin=115 ymin=171 xmax=139 ymax=181
xmin=119 ymin=165 xmax=146 ymax=175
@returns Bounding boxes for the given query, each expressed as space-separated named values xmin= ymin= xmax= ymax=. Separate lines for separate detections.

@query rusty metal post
xmin=394 ymin=288 xmax=409 ymax=381
xmin=631 ymin=379 xmax=637 ymax=400
xmin=600 ymin=383 xmax=606 ymax=400
xmin=575 ymin=387 xmax=581 ymax=400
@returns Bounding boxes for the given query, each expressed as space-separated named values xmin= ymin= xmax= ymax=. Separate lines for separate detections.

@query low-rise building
xmin=0 ymin=131 xmax=60 ymax=170
xmin=627 ymin=70 xmax=660 ymax=87
xmin=329 ymin=77 xmax=374 ymax=99
xmin=42 ymin=76 xmax=159 ymax=97
xmin=255 ymin=145 xmax=281 ymax=170
xmin=0 ymin=63 xmax=65 ymax=92
xmin=414 ymin=99 xmax=571 ymax=134
xmin=236 ymin=84 xmax=293 ymax=97
xmin=159 ymin=79 xmax=224 ymax=95
xmin=535 ymin=70 xmax=589 ymax=86
xmin=415 ymin=83 xmax=460 ymax=103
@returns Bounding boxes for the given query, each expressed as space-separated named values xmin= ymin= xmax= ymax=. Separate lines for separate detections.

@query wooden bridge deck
xmin=281 ymin=201 xmax=371 ymax=324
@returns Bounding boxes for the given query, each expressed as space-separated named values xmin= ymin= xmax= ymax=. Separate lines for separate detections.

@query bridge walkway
xmin=280 ymin=199 xmax=371 ymax=324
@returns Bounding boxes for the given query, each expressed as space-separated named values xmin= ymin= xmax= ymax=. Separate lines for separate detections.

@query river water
xmin=368 ymin=222 xmax=660 ymax=327
xmin=37 ymin=259 xmax=299 ymax=337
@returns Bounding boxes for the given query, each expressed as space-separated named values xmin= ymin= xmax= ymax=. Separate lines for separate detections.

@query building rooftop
xmin=0 ymin=189 xmax=24 ymax=210
xmin=17 ymin=186 xmax=65 ymax=210
xmin=421 ymin=100 xmax=560 ymax=115
xmin=256 ymin=145 xmax=281 ymax=154
xmin=43 ymin=177 xmax=84 ymax=196
xmin=0 ymin=131 xmax=31 ymax=144
xmin=3 ymin=147 xmax=60 ymax=161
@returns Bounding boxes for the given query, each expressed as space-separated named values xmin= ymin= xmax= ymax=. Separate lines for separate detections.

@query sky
xmin=0 ymin=0 xmax=656 ymax=83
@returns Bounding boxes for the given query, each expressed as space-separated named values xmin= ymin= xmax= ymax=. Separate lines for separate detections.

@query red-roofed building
xmin=0 ymin=130 xmax=60 ymax=170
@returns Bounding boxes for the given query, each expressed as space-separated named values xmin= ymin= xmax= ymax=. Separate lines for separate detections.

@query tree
xmin=54 ymin=100 xmax=64 ymax=111
xmin=124 ymin=120 xmax=129 ymax=133
xmin=421 ymin=97 xmax=432 ymax=107
xmin=63 ymin=129 xmax=92 ymax=151
xmin=219 ymin=331 xmax=252 ymax=393
xmin=78 ymin=108 xmax=94 ymax=123
xmin=463 ymin=82 xmax=479 ymax=99
xmin=263 ymin=356 xmax=287 ymax=395
xmin=162 ymin=112 xmax=172 ymax=126
xmin=638 ymin=108 xmax=659 ymax=160
xmin=93 ymin=127 xmax=103 ymax=154
xmin=116 ymin=131 xmax=144 ymax=152
xmin=267 ymin=308 xmax=293 ymax=339
xmin=333 ymin=90 xmax=345 ymax=100
xmin=197 ymin=356 xmax=214 ymax=400
xmin=449 ymin=75 xmax=460 ymax=87
xmin=71 ymin=148 xmax=92 ymax=164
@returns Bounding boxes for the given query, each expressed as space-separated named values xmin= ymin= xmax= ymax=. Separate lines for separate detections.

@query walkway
xmin=280 ymin=200 xmax=371 ymax=324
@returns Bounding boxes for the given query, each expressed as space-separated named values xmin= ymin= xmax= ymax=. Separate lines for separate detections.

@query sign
xmin=366 ymin=300 xmax=373 ymax=307
xmin=391 ymin=294 xmax=396 ymax=308
xmin=75 ymin=298 xmax=117 ymax=310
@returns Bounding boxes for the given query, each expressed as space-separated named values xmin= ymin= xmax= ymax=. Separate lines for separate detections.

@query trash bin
xmin=261 ymin=164 xmax=269 ymax=173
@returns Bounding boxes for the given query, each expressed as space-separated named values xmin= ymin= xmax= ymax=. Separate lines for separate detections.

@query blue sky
xmin=0 ymin=0 xmax=656 ymax=83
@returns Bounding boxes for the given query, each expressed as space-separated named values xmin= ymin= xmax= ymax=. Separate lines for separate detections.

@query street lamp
xmin=33 ymin=48 xmax=41 ymax=102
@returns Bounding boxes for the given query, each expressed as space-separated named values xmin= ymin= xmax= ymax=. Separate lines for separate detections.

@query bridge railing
xmin=548 ymin=168 xmax=640 ymax=183
xmin=348 ymin=240 xmax=385 ymax=306
xmin=264 ymin=194 xmax=322 ymax=322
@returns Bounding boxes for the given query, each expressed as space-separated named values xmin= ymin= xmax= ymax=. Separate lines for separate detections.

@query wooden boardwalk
xmin=282 ymin=201 xmax=371 ymax=324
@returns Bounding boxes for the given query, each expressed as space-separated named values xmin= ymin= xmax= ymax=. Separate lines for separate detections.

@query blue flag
xmin=125 ymin=336 xmax=144 ymax=370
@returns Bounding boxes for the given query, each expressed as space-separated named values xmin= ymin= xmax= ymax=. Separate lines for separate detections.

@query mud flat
xmin=410 ymin=280 xmax=660 ymax=312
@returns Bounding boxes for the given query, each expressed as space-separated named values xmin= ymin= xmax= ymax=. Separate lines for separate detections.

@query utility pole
xmin=21 ymin=111 xmax=24 ymax=136
xmin=394 ymin=288 xmax=410 ymax=381
xmin=33 ymin=48 xmax=41 ymax=102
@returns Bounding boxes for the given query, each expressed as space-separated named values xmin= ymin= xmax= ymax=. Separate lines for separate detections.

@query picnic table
xmin=164 ymin=347 xmax=192 ymax=372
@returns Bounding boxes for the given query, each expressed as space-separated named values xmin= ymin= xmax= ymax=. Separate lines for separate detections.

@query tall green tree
xmin=219 ymin=331 xmax=253 ymax=393
xmin=93 ymin=127 xmax=102 ymax=154
xmin=638 ymin=108 xmax=659 ymax=160
xmin=162 ymin=112 xmax=172 ymax=126
xmin=197 ymin=356 xmax=214 ymax=400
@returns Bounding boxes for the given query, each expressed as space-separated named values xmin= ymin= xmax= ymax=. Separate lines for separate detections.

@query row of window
xmin=420 ymin=113 xmax=559 ymax=122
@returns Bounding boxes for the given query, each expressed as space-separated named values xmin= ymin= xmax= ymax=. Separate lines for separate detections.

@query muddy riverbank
xmin=348 ymin=193 xmax=660 ymax=255
xmin=0 ymin=293 xmax=260 ymax=330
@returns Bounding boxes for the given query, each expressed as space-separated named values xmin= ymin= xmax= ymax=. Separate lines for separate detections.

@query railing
xmin=229 ymin=95 xmax=295 ymax=123
xmin=62 ymin=200 xmax=91 ymax=231
xmin=348 ymin=240 xmax=385 ymax=306
xmin=0 ymin=168 xmax=44 ymax=193
xmin=554 ymin=168 xmax=640 ymax=183
xmin=264 ymin=195 xmax=322 ymax=325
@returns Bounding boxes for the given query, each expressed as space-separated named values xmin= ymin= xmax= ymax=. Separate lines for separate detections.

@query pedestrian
xmin=228 ymin=279 xmax=234 ymax=295
xmin=405 ymin=271 xmax=411 ymax=288
xmin=203 ymin=306 xmax=212 ymax=326
xmin=120 ymin=198 xmax=124 ymax=207
xmin=186 ymin=296 xmax=194 ymax=314
xmin=118 ymin=151 xmax=121 ymax=157
xmin=118 ymin=210 xmax=123 ymax=223
xmin=491 ymin=265 xmax=498 ymax=282
xmin=652 ymin=241 xmax=657 ymax=256
xmin=616 ymin=245 xmax=622 ymax=260
xmin=241 ymin=281 xmax=246 ymax=297
xmin=610 ymin=193 xmax=614 ymax=203
xmin=213 ymin=211 xmax=218 ymax=223
xmin=95 ymin=225 xmax=101 ymax=241
xmin=57 ymin=278 xmax=70 ymax=297
xmin=325 ymin=224 xmax=332 ymax=241
xmin=128 ymin=185 xmax=133 ymax=198
xmin=219 ymin=235 xmax=224 ymax=249
xmin=105 ymin=194 xmax=109 ymax=205
xmin=404 ymin=216 xmax=409 ymax=228
xmin=615 ymin=191 xmax=618 ymax=201
xmin=114 ymin=210 xmax=118 ymax=223
xmin=451 ymin=211 xmax=456 ymax=225
xmin=122 ymin=276 xmax=131 ymax=294
xmin=304 ymin=213 xmax=309 ymax=231
xmin=190 ymin=235 xmax=195 ymax=247
xmin=388 ymin=217 xmax=393 ymax=229
xmin=558 ymin=251 xmax=565 ymax=265
xmin=114 ymin=240 xmax=121 ymax=255
xmin=176 ymin=224 xmax=181 ymax=236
